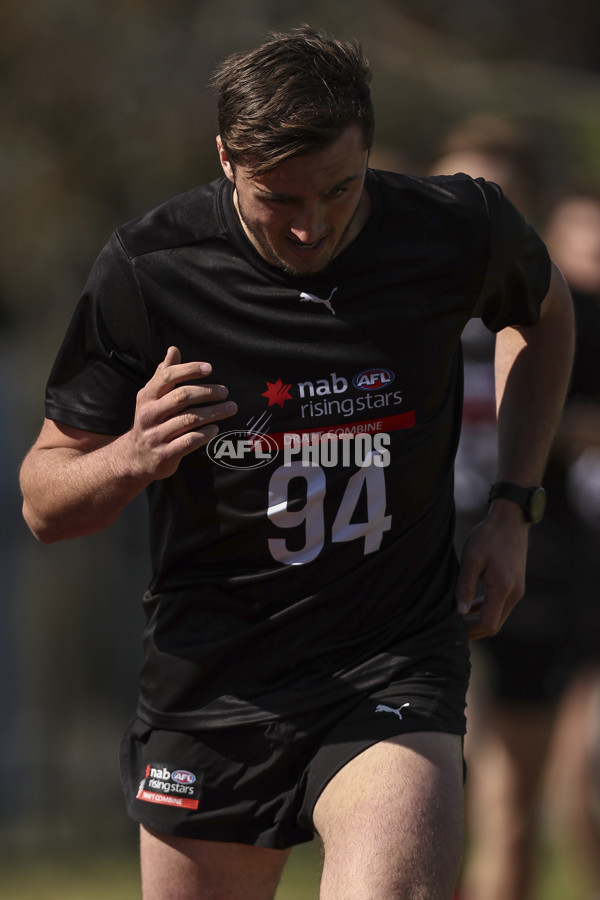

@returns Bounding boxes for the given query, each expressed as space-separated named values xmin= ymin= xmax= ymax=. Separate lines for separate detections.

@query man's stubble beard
xmin=234 ymin=187 xmax=360 ymax=277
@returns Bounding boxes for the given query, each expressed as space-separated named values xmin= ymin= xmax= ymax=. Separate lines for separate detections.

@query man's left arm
xmin=456 ymin=261 xmax=575 ymax=639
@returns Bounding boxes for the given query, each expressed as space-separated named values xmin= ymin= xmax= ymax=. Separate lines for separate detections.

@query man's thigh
xmin=140 ymin=826 xmax=291 ymax=900
xmin=313 ymin=731 xmax=464 ymax=900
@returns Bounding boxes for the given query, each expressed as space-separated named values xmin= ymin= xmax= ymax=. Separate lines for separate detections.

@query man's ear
xmin=216 ymin=135 xmax=235 ymax=183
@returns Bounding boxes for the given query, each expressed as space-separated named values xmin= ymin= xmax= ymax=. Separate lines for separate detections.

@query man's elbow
xmin=21 ymin=499 xmax=63 ymax=544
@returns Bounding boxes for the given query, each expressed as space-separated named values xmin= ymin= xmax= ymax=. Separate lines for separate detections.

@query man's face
xmin=217 ymin=125 xmax=371 ymax=276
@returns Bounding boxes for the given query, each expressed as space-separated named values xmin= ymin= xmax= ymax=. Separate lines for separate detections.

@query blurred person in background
xmin=18 ymin=29 xmax=574 ymax=900
xmin=431 ymin=119 xmax=600 ymax=900
xmin=541 ymin=188 xmax=600 ymax=899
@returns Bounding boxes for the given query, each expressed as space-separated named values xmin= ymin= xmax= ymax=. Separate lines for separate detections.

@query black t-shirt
xmin=45 ymin=169 xmax=551 ymax=727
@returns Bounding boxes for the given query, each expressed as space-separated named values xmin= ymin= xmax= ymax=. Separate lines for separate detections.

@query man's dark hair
xmin=211 ymin=25 xmax=374 ymax=174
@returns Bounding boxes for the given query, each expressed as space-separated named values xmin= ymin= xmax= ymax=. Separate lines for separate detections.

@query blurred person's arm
xmin=20 ymin=346 xmax=237 ymax=543
xmin=456 ymin=262 xmax=575 ymax=638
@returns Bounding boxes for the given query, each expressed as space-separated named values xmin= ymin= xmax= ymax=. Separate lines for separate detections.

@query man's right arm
xmin=20 ymin=346 xmax=237 ymax=543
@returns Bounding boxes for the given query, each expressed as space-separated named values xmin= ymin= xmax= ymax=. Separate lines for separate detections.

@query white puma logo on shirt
xmin=375 ymin=702 xmax=410 ymax=720
xmin=299 ymin=287 xmax=337 ymax=315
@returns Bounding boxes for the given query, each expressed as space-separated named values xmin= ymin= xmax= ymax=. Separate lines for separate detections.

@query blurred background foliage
xmin=1 ymin=0 xmax=600 ymax=877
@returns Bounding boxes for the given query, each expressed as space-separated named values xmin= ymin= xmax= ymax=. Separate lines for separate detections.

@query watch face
xmin=528 ymin=487 xmax=547 ymax=523
xmin=488 ymin=482 xmax=547 ymax=523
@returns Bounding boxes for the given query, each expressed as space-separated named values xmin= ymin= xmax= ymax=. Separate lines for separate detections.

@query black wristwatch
xmin=488 ymin=482 xmax=547 ymax=524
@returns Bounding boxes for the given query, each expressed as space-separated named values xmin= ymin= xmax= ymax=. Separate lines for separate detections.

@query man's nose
xmin=290 ymin=205 xmax=324 ymax=243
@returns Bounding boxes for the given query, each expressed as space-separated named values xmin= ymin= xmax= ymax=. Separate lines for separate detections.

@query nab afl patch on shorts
xmin=136 ymin=762 xmax=201 ymax=810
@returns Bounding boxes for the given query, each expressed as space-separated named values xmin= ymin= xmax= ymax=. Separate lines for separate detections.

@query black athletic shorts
xmin=120 ymin=616 xmax=470 ymax=849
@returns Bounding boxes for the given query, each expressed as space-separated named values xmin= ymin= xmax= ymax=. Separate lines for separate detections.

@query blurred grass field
xmin=0 ymin=836 xmax=591 ymax=900
xmin=0 ymin=842 xmax=320 ymax=900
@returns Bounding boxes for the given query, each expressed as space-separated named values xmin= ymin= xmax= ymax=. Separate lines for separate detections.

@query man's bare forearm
xmin=20 ymin=347 xmax=238 ymax=543
xmin=457 ymin=263 xmax=575 ymax=638
xmin=494 ymin=262 xmax=575 ymax=487
xmin=20 ymin=432 xmax=150 ymax=543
